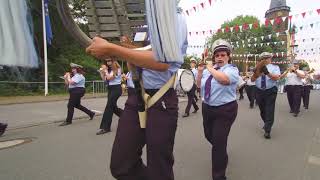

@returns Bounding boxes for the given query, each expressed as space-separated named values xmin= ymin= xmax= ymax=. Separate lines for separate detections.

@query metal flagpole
xmin=42 ymin=0 xmax=48 ymax=96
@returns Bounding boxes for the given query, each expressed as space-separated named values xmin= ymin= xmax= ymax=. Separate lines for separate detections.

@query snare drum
xmin=174 ymin=69 xmax=195 ymax=92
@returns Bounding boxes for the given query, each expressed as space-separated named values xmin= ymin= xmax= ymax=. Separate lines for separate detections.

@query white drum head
xmin=180 ymin=70 xmax=195 ymax=92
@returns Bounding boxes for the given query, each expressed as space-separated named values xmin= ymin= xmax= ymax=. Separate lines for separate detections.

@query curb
xmin=7 ymin=114 xmax=103 ymax=131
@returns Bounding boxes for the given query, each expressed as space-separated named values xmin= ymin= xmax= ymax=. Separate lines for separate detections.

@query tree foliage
xmin=206 ymin=15 xmax=287 ymax=72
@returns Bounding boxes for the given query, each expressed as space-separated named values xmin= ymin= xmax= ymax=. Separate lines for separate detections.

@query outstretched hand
xmin=86 ymin=37 xmax=113 ymax=59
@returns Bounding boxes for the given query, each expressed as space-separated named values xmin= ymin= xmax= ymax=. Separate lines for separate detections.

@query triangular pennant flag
xmin=275 ymin=17 xmax=282 ymax=25
xmin=282 ymin=41 xmax=285 ymax=45
xmin=235 ymin=25 xmax=239 ymax=32
xmin=270 ymin=19 xmax=274 ymax=25
xmin=200 ymin=2 xmax=205 ymax=9
xmin=261 ymin=36 xmax=264 ymax=41
xmin=289 ymin=15 xmax=293 ymax=21
xmin=208 ymin=0 xmax=213 ymax=6
xmin=189 ymin=32 xmax=192 ymax=36
xmin=276 ymin=53 xmax=279 ymax=57
xmin=254 ymin=44 xmax=257 ymax=47
xmin=302 ymin=12 xmax=306 ymax=18
xmin=276 ymin=32 xmax=280 ymax=37
xmin=260 ymin=43 xmax=263 ymax=46
xmin=253 ymin=21 xmax=259 ymax=29
xmin=300 ymin=26 xmax=303 ymax=30
xmin=267 ymin=42 xmax=270 ymax=46
xmin=281 ymin=52 xmax=284 ymax=57
xmin=282 ymin=16 xmax=287 ymax=22
xmin=254 ymin=38 xmax=257 ymax=42
xmin=186 ymin=10 xmax=189 ymax=16
xmin=248 ymin=44 xmax=251 ymax=47
xmin=317 ymin=9 xmax=320 ymax=15
xmin=239 ymin=25 xmax=243 ymax=32
xmin=265 ymin=19 xmax=269 ymax=26
xmin=249 ymin=24 xmax=253 ymax=29
xmin=193 ymin=6 xmax=197 ymax=12
xmin=222 ymin=28 xmax=225 ymax=33
xmin=268 ymin=34 xmax=272 ymax=39
xmin=310 ymin=24 xmax=314 ymax=28
xmin=312 ymin=38 xmax=315 ymax=42
xmin=196 ymin=31 xmax=199 ymax=35
xmin=203 ymin=31 xmax=206 ymax=35
xmin=230 ymin=27 xmax=234 ymax=32
xmin=242 ymin=40 xmax=245 ymax=44
xmin=210 ymin=30 xmax=213 ymax=34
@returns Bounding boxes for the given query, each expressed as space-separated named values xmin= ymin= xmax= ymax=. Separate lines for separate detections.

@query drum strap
xmin=138 ymin=74 xmax=176 ymax=128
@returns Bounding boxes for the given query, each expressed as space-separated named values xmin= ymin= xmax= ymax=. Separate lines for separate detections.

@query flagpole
xmin=42 ymin=0 xmax=48 ymax=96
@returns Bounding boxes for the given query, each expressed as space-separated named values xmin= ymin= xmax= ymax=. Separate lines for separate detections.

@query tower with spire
xmin=265 ymin=0 xmax=291 ymax=56
xmin=265 ymin=0 xmax=290 ymax=34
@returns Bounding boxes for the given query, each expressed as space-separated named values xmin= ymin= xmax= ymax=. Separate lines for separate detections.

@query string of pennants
xmin=188 ymin=20 xmax=320 ymax=36
xmin=296 ymin=47 xmax=320 ymax=56
xmin=189 ymin=41 xmax=286 ymax=49
xmin=189 ymin=36 xmax=320 ymax=50
xmin=231 ymin=52 xmax=288 ymax=58
xmin=232 ymin=59 xmax=291 ymax=64
xmin=183 ymin=0 xmax=320 ymax=20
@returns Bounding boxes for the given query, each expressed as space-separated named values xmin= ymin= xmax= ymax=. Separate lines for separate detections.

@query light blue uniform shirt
xmin=108 ymin=69 xmax=122 ymax=86
xmin=255 ymin=64 xmax=280 ymax=90
xmin=191 ymin=68 xmax=198 ymax=80
xmin=69 ymin=73 xmax=85 ymax=89
xmin=142 ymin=11 xmax=188 ymax=89
xmin=126 ymin=72 xmax=135 ymax=88
xmin=201 ymin=64 xmax=239 ymax=106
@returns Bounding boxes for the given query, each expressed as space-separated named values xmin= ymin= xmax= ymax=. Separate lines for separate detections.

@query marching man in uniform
xmin=252 ymin=52 xmax=280 ymax=139
xmin=182 ymin=58 xmax=199 ymax=117
xmin=281 ymin=60 xmax=305 ymax=117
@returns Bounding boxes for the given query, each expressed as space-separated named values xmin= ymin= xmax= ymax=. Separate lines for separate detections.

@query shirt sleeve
xmin=224 ymin=67 xmax=239 ymax=84
xmin=178 ymin=13 xmax=188 ymax=57
xmin=71 ymin=74 xmax=83 ymax=84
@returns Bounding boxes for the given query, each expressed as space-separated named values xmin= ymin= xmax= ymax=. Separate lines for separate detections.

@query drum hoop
xmin=179 ymin=70 xmax=195 ymax=92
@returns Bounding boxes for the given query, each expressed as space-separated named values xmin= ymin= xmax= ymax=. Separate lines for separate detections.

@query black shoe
xmin=182 ymin=113 xmax=189 ymax=118
xmin=89 ymin=112 xmax=95 ymax=120
xmin=264 ymin=132 xmax=271 ymax=139
xmin=96 ymin=129 xmax=110 ymax=135
xmin=192 ymin=108 xmax=199 ymax=113
xmin=293 ymin=113 xmax=298 ymax=117
xmin=0 ymin=123 xmax=8 ymax=136
xmin=59 ymin=122 xmax=72 ymax=126
xmin=250 ymin=105 xmax=254 ymax=109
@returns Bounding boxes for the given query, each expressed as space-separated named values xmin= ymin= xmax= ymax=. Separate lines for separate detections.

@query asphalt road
xmin=1 ymin=92 xmax=320 ymax=180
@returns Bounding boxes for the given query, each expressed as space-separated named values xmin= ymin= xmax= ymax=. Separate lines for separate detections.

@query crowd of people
xmin=2 ymin=2 xmax=320 ymax=180
xmin=58 ymin=27 xmax=319 ymax=180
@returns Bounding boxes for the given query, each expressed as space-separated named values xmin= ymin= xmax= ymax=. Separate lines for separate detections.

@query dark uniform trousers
xmin=245 ymin=85 xmax=256 ymax=107
xmin=238 ymin=86 xmax=245 ymax=99
xmin=66 ymin=87 xmax=93 ymax=123
xmin=100 ymin=84 xmax=123 ymax=130
xmin=110 ymin=88 xmax=178 ymax=180
xmin=255 ymin=86 xmax=277 ymax=133
xmin=302 ymin=85 xmax=312 ymax=109
xmin=202 ymin=101 xmax=238 ymax=180
xmin=185 ymin=84 xmax=199 ymax=113
xmin=286 ymin=85 xmax=302 ymax=114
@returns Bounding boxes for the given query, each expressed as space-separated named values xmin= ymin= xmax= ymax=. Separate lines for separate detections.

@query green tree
xmin=206 ymin=15 xmax=287 ymax=72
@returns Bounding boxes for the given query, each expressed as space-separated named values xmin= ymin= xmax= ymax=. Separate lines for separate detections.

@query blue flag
xmin=44 ymin=0 xmax=53 ymax=45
